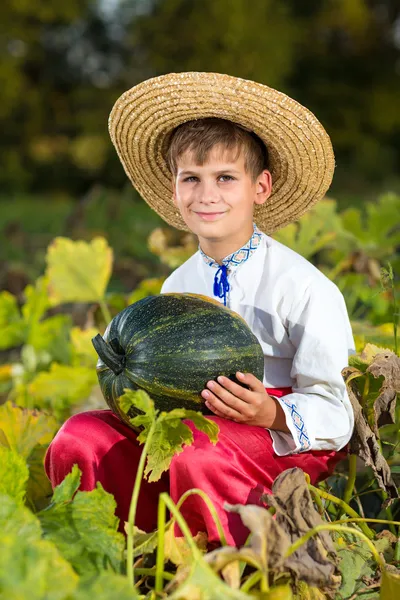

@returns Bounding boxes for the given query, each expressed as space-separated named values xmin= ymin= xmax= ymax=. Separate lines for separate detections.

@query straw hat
xmin=109 ymin=72 xmax=335 ymax=234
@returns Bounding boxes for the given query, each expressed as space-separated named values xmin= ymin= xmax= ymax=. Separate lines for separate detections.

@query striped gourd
xmin=92 ymin=293 xmax=264 ymax=425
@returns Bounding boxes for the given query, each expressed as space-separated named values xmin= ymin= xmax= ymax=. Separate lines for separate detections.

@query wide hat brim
xmin=109 ymin=72 xmax=335 ymax=234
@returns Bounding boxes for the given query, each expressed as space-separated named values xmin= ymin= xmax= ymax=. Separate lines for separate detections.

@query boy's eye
xmin=219 ymin=175 xmax=234 ymax=182
xmin=182 ymin=175 xmax=234 ymax=182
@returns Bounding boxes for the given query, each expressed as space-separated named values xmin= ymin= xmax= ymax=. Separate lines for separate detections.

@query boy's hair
xmin=166 ymin=117 xmax=269 ymax=183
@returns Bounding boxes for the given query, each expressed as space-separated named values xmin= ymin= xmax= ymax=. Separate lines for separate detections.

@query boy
xmin=45 ymin=72 xmax=354 ymax=547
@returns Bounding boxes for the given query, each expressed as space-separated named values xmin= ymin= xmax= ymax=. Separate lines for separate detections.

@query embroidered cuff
xmin=268 ymin=395 xmax=311 ymax=456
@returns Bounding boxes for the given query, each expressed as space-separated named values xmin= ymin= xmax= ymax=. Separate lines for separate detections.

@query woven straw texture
xmin=109 ymin=72 xmax=335 ymax=234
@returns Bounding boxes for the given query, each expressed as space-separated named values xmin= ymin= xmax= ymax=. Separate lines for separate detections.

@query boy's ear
xmin=255 ymin=170 xmax=272 ymax=205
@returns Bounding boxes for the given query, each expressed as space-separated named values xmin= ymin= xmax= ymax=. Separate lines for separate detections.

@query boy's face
xmin=172 ymin=144 xmax=272 ymax=242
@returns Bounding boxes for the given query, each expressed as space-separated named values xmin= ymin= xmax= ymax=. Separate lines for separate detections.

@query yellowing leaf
xmin=0 ymin=446 xmax=29 ymax=504
xmin=22 ymin=276 xmax=51 ymax=328
xmin=46 ymin=236 xmax=112 ymax=305
xmin=359 ymin=343 xmax=394 ymax=364
xmin=0 ymin=531 xmax=78 ymax=600
xmin=26 ymin=363 xmax=97 ymax=419
xmin=0 ymin=290 xmax=26 ymax=350
xmin=70 ymin=326 xmax=99 ymax=367
xmin=0 ymin=401 xmax=58 ymax=459
xmin=128 ymin=277 xmax=165 ymax=304
xmin=164 ymin=526 xmax=207 ymax=566
xmin=381 ymin=567 xmax=400 ymax=599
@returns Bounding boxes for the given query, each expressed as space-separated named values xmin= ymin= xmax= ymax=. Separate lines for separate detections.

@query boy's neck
xmin=198 ymin=222 xmax=255 ymax=265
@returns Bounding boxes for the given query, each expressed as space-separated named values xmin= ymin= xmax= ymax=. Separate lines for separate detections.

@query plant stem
xmin=240 ymin=570 xmax=262 ymax=592
xmin=308 ymin=484 xmax=374 ymax=539
xmin=342 ymin=454 xmax=358 ymax=510
xmin=99 ymin=298 xmax=112 ymax=325
xmin=176 ymin=488 xmax=228 ymax=546
xmin=155 ymin=494 xmax=167 ymax=594
xmin=331 ymin=517 xmax=400 ymax=526
xmin=285 ymin=524 xmax=384 ymax=569
xmin=134 ymin=567 xmax=174 ymax=581
xmin=127 ymin=419 xmax=156 ymax=587
xmin=160 ymin=493 xmax=200 ymax=557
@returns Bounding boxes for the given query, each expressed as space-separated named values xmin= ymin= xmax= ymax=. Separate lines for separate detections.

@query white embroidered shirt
xmin=160 ymin=224 xmax=355 ymax=456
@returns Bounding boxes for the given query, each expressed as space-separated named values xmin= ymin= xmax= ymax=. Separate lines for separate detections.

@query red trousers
xmin=44 ymin=387 xmax=346 ymax=546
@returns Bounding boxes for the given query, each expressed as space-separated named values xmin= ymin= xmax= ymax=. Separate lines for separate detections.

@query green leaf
xmin=26 ymin=443 xmax=54 ymax=512
xmin=0 ymin=446 xmax=29 ymax=503
xmin=168 ymin=555 xmax=252 ymax=599
xmin=22 ymin=275 xmax=51 ymax=330
xmin=181 ymin=410 xmax=219 ymax=444
xmin=145 ymin=411 xmax=194 ymax=482
xmin=0 ymin=494 xmax=42 ymax=542
xmin=30 ymin=314 xmax=72 ymax=364
xmin=0 ymin=531 xmax=78 ymax=600
xmin=70 ymin=326 xmax=99 ymax=367
xmin=0 ymin=401 xmax=58 ymax=459
xmin=52 ymin=463 xmax=81 ymax=504
xmin=119 ymin=392 xmax=220 ymax=482
xmin=335 ymin=533 xmax=389 ymax=598
xmin=39 ymin=478 xmax=125 ymax=576
xmin=71 ymin=571 xmax=140 ymax=599
xmin=26 ymin=363 xmax=97 ymax=419
xmin=0 ymin=290 xmax=26 ymax=350
xmin=119 ymin=389 xmax=157 ymax=435
xmin=46 ymin=236 xmax=113 ymax=305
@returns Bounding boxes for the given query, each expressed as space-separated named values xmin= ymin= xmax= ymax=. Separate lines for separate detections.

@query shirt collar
xmin=199 ymin=222 xmax=263 ymax=271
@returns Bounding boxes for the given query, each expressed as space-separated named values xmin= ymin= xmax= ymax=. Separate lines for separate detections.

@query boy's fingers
xmin=203 ymin=393 xmax=243 ymax=421
xmin=236 ymin=372 xmax=264 ymax=391
xmin=214 ymin=376 xmax=252 ymax=402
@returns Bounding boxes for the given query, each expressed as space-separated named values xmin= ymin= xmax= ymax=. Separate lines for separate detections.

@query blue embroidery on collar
xmin=199 ymin=223 xmax=262 ymax=271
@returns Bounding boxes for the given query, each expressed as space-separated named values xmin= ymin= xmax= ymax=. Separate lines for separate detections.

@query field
xmin=1 ymin=192 xmax=400 ymax=598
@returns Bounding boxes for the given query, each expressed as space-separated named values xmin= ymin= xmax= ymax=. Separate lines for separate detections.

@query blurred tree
xmin=0 ymin=0 xmax=399 ymax=197
xmin=129 ymin=0 xmax=400 ymax=195
xmin=0 ymin=0 xmax=127 ymax=194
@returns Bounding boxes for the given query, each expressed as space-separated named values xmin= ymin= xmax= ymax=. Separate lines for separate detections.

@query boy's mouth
xmin=194 ymin=211 xmax=226 ymax=221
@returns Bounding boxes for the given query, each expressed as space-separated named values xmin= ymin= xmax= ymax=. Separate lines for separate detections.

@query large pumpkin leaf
xmin=0 ymin=530 xmax=78 ymax=600
xmin=23 ymin=363 xmax=97 ymax=420
xmin=46 ymin=236 xmax=113 ymax=305
xmin=0 ymin=446 xmax=29 ymax=504
xmin=0 ymin=401 xmax=57 ymax=459
xmin=335 ymin=534 xmax=391 ymax=598
xmin=39 ymin=468 xmax=125 ymax=576
xmin=0 ymin=494 xmax=42 ymax=542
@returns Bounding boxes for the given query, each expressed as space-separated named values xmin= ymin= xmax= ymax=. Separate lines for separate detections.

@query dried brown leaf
xmin=266 ymin=468 xmax=338 ymax=588
xmin=224 ymin=504 xmax=291 ymax=571
xmin=343 ymin=366 xmax=399 ymax=499
xmin=366 ymin=351 xmax=400 ymax=433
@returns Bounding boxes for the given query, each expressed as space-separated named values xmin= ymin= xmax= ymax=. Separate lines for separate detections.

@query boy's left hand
xmin=201 ymin=372 xmax=289 ymax=431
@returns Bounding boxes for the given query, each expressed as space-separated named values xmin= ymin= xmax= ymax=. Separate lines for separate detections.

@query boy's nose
xmin=198 ymin=180 xmax=220 ymax=203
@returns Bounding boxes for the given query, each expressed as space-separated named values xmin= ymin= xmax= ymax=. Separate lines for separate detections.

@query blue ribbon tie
xmin=213 ymin=264 xmax=230 ymax=306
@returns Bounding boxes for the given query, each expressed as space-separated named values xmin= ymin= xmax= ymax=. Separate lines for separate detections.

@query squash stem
xmin=127 ymin=419 xmax=156 ymax=587
xmin=92 ymin=333 xmax=125 ymax=375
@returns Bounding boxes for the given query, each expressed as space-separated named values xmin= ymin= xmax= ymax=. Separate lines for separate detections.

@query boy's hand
xmin=201 ymin=372 xmax=290 ymax=432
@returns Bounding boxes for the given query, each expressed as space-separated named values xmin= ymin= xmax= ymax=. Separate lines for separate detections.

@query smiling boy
xmin=45 ymin=72 xmax=355 ymax=547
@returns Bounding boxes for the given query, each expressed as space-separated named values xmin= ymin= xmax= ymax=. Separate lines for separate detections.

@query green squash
xmin=92 ymin=293 xmax=264 ymax=426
